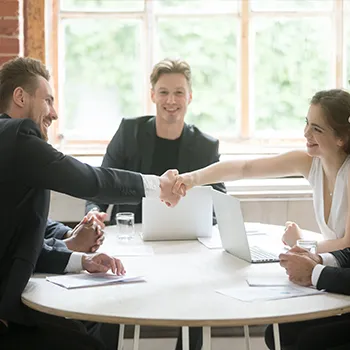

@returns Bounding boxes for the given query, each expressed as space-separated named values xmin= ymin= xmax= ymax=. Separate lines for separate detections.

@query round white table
xmin=22 ymin=224 xmax=350 ymax=350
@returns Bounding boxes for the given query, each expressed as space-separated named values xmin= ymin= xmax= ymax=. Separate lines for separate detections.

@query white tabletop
xmin=22 ymin=224 xmax=350 ymax=327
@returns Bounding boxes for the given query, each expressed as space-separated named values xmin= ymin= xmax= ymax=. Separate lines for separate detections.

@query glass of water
xmin=296 ymin=239 xmax=317 ymax=254
xmin=116 ymin=212 xmax=135 ymax=240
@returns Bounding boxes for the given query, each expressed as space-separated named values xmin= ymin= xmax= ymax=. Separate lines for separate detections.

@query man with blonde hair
xmin=86 ymin=58 xmax=226 ymax=350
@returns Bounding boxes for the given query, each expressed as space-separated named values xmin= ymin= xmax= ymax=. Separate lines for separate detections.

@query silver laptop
xmin=142 ymin=186 xmax=213 ymax=241
xmin=212 ymin=190 xmax=279 ymax=263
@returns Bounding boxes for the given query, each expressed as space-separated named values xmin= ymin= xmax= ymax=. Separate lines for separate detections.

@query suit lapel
xmin=178 ymin=124 xmax=194 ymax=173
xmin=139 ymin=117 xmax=156 ymax=174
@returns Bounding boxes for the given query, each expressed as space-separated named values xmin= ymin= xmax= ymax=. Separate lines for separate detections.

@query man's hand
xmin=279 ymin=246 xmax=322 ymax=286
xmin=64 ymin=211 xmax=107 ymax=253
xmin=82 ymin=253 xmax=125 ymax=275
xmin=159 ymin=169 xmax=182 ymax=207
xmin=172 ymin=171 xmax=196 ymax=196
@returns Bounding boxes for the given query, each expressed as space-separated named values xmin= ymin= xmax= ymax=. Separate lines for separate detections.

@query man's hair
xmin=0 ymin=56 xmax=50 ymax=112
xmin=150 ymin=58 xmax=192 ymax=90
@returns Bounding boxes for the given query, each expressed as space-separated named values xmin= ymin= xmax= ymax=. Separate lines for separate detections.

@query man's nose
xmin=51 ymin=106 xmax=58 ymax=120
xmin=167 ymin=94 xmax=176 ymax=103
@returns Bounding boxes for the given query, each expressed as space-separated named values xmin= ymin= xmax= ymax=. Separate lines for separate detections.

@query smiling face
xmin=22 ymin=76 xmax=57 ymax=141
xmin=151 ymin=73 xmax=192 ymax=126
xmin=304 ymin=103 xmax=345 ymax=158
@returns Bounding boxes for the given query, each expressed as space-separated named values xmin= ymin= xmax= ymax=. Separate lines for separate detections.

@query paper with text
xmin=46 ymin=273 xmax=145 ymax=289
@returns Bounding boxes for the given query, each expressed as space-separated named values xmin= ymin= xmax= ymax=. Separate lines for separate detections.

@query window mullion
xmin=335 ymin=0 xmax=344 ymax=87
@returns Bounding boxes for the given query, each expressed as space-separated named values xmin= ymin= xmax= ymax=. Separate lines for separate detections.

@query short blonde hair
xmin=150 ymin=58 xmax=192 ymax=90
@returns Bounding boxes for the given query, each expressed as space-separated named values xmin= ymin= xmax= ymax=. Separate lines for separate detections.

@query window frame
xmin=47 ymin=0 xmax=346 ymax=156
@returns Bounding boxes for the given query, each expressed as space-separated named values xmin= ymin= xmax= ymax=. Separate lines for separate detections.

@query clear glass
xmin=250 ymin=0 xmax=333 ymax=12
xmin=154 ymin=0 xmax=238 ymax=12
xmin=296 ymin=239 xmax=317 ymax=254
xmin=61 ymin=18 xmax=143 ymax=141
xmin=61 ymin=0 xmax=144 ymax=12
xmin=252 ymin=17 xmax=333 ymax=138
xmin=116 ymin=212 xmax=135 ymax=240
xmin=156 ymin=17 xmax=238 ymax=135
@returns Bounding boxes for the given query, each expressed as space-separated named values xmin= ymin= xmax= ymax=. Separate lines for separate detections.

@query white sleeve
xmin=319 ymin=253 xmax=339 ymax=267
xmin=142 ymin=174 xmax=160 ymax=198
xmin=311 ymin=264 xmax=326 ymax=287
xmin=64 ymin=252 xmax=84 ymax=273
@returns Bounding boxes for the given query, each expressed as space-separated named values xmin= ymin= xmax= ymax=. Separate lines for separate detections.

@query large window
xmin=47 ymin=0 xmax=349 ymax=154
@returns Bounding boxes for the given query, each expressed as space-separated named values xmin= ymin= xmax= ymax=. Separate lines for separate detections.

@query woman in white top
xmin=173 ymin=89 xmax=350 ymax=253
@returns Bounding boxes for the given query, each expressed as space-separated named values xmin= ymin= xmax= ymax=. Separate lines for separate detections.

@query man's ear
xmin=13 ymin=87 xmax=26 ymax=108
xmin=188 ymin=91 xmax=193 ymax=105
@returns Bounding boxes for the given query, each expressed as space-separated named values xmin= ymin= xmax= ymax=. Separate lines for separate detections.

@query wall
xmin=0 ymin=0 xmax=21 ymax=64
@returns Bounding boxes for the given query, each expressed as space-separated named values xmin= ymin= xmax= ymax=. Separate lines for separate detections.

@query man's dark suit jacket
xmin=0 ymin=114 xmax=145 ymax=326
xmin=317 ymin=248 xmax=350 ymax=295
xmin=86 ymin=116 xmax=226 ymax=223
xmin=35 ymin=220 xmax=73 ymax=274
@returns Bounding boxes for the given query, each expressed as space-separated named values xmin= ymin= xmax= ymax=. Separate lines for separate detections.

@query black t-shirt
xmin=150 ymin=135 xmax=182 ymax=176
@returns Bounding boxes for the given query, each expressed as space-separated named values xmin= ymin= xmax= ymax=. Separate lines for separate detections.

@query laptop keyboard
xmin=250 ymin=246 xmax=279 ymax=263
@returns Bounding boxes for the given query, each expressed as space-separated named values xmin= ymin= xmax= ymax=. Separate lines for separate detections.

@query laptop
xmin=212 ymin=190 xmax=279 ymax=263
xmin=141 ymin=186 xmax=213 ymax=241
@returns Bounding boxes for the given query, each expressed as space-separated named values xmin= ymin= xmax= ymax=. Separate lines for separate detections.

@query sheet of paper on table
xmin=246 ymin=276 xmax=292 ymax=287
xmin=198 ymin=223 xmax=267 ymax=249
xmin=46 ymin=273 xmax=145 ymax=289
xmin=216 ymin=285 xmax=324 ymax=302
xmin=99 ymin=245 xmax=154 ymax=257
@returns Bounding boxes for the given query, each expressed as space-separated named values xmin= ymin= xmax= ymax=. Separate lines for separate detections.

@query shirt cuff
xmin=142 ymin=174 xmax=160 ymax=198
xmin=319 ymin=253 xmax=339 ymax=267
xmin=64 ymin=252 xmax=84 ymax=273
xmin=311 ymin=264 xmax=326 ymax=287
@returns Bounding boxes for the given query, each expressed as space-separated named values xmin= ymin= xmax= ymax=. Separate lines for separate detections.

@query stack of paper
xmin=46 ymin=273 xmax=145 ymax=289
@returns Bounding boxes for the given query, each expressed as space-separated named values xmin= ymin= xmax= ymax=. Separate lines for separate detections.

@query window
xmin=47 ymin=0 xmax=348 ymax=155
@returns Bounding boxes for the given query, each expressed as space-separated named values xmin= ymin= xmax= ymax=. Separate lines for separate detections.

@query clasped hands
xmin=159 ymin=169 xmax=194 ymax=207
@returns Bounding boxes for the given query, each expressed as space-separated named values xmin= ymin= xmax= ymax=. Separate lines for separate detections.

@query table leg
xmin=243 ymin=325 xmax=251 ymax=350
xmin=182 ymin=326 xmax=190 ymax=350
xmin=202 ymin=326 xmax=211 ymax=350
xmin=273 ymin=323 xmax=281 ymax=350
xmin=133 ymin=325 xmax=140 ymax=350
xmin=117 ymin=324 xmax=125 ymax=350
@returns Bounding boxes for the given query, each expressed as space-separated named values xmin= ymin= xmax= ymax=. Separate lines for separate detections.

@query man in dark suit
xmin=0 ymin=56 xmax=181 ymax=349
xmin=86 ymin=58 xmax=226 ymax=350
xmin=86 ymin=58 xmax=226 ymax=225
xmin=264 ymin=245 xmax=350 ymax=350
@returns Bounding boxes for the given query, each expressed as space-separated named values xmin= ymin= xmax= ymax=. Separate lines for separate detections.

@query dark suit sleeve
xmin=330 ymin=248 xmax=350 ymax=267
xmin=85 ymin=119 xmax=127 ymax=214
xmin=315 ymin=248 xmax=350 ymax=295
xmin=45 ymin=219 xmax=71 ymax=240
xmin=15 ymin=119 xmax=145 ymax=204
xmin=35 ymin=239 xmax=72 ymax=274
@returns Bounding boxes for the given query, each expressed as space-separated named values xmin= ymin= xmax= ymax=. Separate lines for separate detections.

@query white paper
xmin=246 ymin=276 xmax=292 ymax=287
xmin=216 ymin=285 xmax=323 ymax=302
xmin=46 ymin=273 xmax=145 ymax=289
xmin=99 ymin=245 xmax=154 ymax=257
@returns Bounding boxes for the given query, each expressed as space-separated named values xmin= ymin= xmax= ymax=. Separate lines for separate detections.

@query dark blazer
xmin=86 ymin=116 xmax=226 ymax=223
xmin=317 ymin=248 xmax=350 ymax=295
xmin=0 ymin=114 xmax=145 ymax=325
xmin=35 ymin=220 xmax=73 ymax=275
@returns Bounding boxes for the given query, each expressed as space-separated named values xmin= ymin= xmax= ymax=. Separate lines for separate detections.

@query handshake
xmin=158 ymin=169 xmax=195 ymax=207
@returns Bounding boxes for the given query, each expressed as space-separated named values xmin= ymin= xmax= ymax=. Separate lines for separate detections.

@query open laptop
xmin=142 ymin=186 xmax=213 ymax=241
xmin=212 ymin=190 xmax=279 ymax=263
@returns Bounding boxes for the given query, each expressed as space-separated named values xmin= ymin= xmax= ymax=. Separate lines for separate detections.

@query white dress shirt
xmin=64 ymin=174 xmax=160 ymax=272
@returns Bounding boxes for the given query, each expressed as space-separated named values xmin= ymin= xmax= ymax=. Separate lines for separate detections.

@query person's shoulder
xmin=0 ymin=116 xmax=41 ymax=138
xmin=121 ymin=115 xmax=155 ymax=128
xmin=185 ymin=123 xmax=218 ymax=144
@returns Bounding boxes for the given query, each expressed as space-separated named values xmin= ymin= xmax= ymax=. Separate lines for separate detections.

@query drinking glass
xmin=296 ymin=239 xmax=317 ymax=254
xmin=116 ymin=212 xmax=135 ymax=240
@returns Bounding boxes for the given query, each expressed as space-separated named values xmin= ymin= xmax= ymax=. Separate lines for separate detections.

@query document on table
xmin=99 ymin=245 xmax=154 ymax=257
xmin=198 ymin=223 xmax=267 ymax=249
xmin=46 ymin=273 xmax=145 ymax=289
xmin=246 ymin=276 xmax=292 ymax=287
xmin=216 ymin=285 xmax=323 ymax=302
